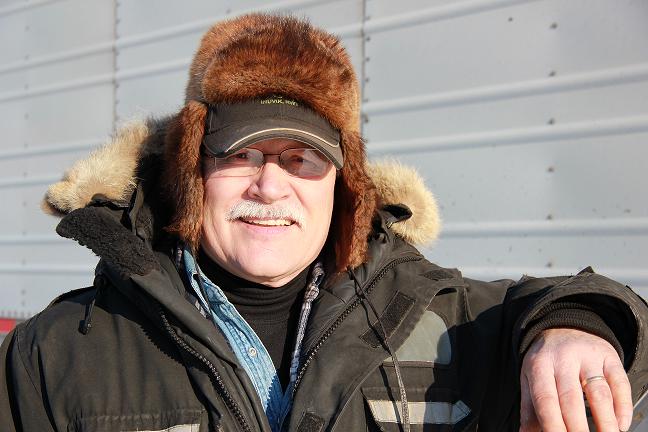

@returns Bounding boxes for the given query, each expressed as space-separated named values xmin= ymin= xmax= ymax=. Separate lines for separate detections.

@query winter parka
xmin=1 ymin=120 xmax=647 ymax=432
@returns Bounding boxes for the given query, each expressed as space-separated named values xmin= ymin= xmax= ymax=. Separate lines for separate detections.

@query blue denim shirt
xmin=182 ymin=247 xmax=323 ymax=432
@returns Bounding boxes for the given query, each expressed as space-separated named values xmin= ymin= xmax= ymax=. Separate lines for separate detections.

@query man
xmin=1 ymin=13 xmax=647 ymax=432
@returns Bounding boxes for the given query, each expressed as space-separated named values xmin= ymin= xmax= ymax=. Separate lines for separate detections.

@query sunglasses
xmin=204 ymin=147 xmax=333 ymax=178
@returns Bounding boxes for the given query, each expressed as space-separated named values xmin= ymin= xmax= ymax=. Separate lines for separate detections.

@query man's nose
xmin=247 ymin=158 xmax=291 ymax=203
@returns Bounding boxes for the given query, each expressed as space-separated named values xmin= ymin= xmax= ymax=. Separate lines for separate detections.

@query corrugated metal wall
xmin=361 ymin=0 xmax=648 ymax=295
xmin=0 ymin=0 xmax=116 ymax=321
xmin=1 ymin=0 xmax=646 ymax=320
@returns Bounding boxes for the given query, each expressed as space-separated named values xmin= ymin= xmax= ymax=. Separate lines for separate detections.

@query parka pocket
xmin=67 ymin=408 xmax=206 ymax=432
xmin=362 ymin=387 xmax=473 ymax=432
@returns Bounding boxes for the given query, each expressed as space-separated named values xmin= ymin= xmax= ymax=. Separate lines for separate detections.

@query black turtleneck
xmin=198 ymin=249 xmax=309 ymax=389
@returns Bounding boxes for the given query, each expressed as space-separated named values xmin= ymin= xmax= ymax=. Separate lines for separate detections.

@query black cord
xmin=347 ymin=267 xmax=411 ymax=432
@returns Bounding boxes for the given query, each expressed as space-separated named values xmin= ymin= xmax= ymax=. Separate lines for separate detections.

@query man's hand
xmin=520 ymin=328 xmax=632 ymax=432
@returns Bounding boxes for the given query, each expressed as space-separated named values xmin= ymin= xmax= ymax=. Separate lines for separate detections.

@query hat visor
xmin=202 ymin=120 xmax=343 ymax=169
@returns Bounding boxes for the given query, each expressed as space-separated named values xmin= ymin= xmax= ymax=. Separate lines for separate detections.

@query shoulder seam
xmin=14 ymin=324 xmax=43 ymax=400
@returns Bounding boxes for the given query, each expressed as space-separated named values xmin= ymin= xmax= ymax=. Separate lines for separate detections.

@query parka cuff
xmin=519 ymin=301 xmax=624 ymax=363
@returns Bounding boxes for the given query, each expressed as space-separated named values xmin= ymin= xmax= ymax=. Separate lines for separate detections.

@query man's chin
xmin=235 ymin=265 xmax=304 ymax=287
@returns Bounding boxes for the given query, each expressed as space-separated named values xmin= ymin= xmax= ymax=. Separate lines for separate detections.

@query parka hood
xmin=42 ymin=118 xmax=441 ymax=252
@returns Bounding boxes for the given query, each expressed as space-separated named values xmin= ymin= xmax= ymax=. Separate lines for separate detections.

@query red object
xmin=0 ymin=318 xmax=16 ymax=334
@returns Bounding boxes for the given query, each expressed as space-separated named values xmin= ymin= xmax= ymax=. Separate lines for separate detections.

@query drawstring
xmin=347 ymin=267 xmax=411 ymax=432
xmin=79 ymin=276 xmax=104 ymax=335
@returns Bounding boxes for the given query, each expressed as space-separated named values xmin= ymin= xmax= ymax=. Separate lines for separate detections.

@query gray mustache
xmin=226 ymin=200 xmax=305 ymax=226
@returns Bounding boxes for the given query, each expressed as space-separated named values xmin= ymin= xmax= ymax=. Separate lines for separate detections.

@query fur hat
xmin=164 ymin=13 xmax=377 ymax=272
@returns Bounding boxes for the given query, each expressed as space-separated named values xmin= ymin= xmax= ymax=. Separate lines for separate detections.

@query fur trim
xmin=186 ymin=13 xmax=360 ymax=135
xmin=42 ymin=120 xmax=150 ymax=216
xmin=332 ymin=131 xmax=376 ymax=270
xmin=178 ymin=13 xmax=375 ymax=270
xmin=42 ymin=14 xmax=441 ymax=269
xmin=368 ymin=160 xmax=441 ymax=246
xmin=42 ymin=122 xmax=441 ymax=246
xmin=163 ymin=101 xmax=208 ymax=251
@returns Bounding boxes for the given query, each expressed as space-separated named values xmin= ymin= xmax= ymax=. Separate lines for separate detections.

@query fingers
xmin=524 ymin=358 xmax=566 ymax=432
xmin=519 ymin=372 xmax=541 ymax=432
xmin=581 ymin=369 xmax=619 ymax=432
xmin=520 ymin=329 xmax=633 ymax=432
xmin=604 ymin=357 xmax=633 ymax=431
xmin=555 ymin=364 xmax=589 ymax=432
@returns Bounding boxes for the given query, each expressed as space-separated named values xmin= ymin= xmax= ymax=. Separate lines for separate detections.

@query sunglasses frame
xmin=205 ymin=147 xmax=334 ymax=179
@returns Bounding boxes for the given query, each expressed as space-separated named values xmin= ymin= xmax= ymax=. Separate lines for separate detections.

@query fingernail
xmin=620 ymin=415 xmax=632 ymax=431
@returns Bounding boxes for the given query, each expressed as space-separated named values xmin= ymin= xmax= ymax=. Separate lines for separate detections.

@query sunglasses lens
xmin=209 ymin=147 xmax=331 ymax=178
xmin=212 ymin=148 xmax=264 ymax=176
xmin=280 ymin=148 xmax=330 ymax=178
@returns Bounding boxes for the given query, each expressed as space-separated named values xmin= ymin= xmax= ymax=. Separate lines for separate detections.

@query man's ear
xmin=163 ymin=100 xmax=208 ymax=252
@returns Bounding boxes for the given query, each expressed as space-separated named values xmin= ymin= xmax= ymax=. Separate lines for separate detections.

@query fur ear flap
xmin=332 ymin=131 xmax=377 ymax=272
xmin=163 ymin=101 xmax=208 ymax=251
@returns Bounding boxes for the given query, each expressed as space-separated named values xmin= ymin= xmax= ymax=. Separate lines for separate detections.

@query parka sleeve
xmin=508 ymin=269 xmax=648 ymax=397
xmin=0 ymin=327 xmax=55 ymax=432
xmin=471 ymin=268 xmax=648 ymax=430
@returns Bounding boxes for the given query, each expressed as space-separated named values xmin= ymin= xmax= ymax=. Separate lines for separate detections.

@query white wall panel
xmin=1 ymin=0 xmax=646 ymax=316
xmin=364 ymin=79 xmax=648 ymax=140
xmin=0 ymin=70 xmax=26 ymax=93
xmin=424 ymin=235 xmax=648 ymax=270
xmin=0 ymin=99 xmax=28 ymax=148
xmin=363 ymin=0 xmax=648 ymax=296
xmin=24 ymin=54 xmax=114 ymax=87
xmin=23 ymin=0 xmax=113 ymax=57
xmin=114 ymin=0 xmax=364 ymax=119
xmin=116 ymin=0 xmax=228 ymax=36
xmin=0 ymin=8 xmax=27 ymax=63
xmin=0 ymin=185 xmax=56 ymax=234
xmin=0 ymin=0 xmax=113 ymax=316
xmin=115 ymin=33 xmax=195 ymax=72
xmin=0 ymin=148 xmax=99 ymax=180
xmin=0 ymin=242 xmax=97 ymax=269
xmin=0 ymin=273 xmax=95 ymax=319
xmin=364 ymin=0 xmax=648 ymax=100
xmin=22 ymin=86 xmax=114 ymax=146
xmin=376 ymin=132 xmax=648 ymax=223
xmin=116 ymin=69 xmax=187 ymax=120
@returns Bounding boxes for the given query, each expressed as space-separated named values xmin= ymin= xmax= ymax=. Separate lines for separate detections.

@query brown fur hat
xmin=164 ymin=13 xmax=377 ymax=272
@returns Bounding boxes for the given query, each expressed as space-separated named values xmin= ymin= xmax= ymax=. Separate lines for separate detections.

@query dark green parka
xmin=1 ymin=120 xmax=647 ymax=432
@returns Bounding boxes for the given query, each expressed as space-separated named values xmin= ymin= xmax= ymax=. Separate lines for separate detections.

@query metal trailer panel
xmin=362 ymin=0 xmax=648 ymax=297
xmin=364 ymin=0 xmax=648 ymax=98
xmin=0 ymin=0 xmax=114 ymax=317
xmin=0 ymin=0 xmax=646 ymax=317
xmin=114 ymin=0 xmax=364 ymax=120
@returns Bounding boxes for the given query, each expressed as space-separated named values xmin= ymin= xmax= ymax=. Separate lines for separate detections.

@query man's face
xmin=201 ymin=138 xmax=336 ymax=287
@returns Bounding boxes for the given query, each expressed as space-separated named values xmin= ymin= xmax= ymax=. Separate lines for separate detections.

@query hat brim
xmin=202 ymin=98 xmax=344 ymax=169
xmin=203 ymin=118 xmax=343 ymax=169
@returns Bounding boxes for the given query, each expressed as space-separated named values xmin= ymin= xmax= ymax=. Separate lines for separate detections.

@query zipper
xmin=158 ymin=307 xmax=253 ymax=432
xmin=292 ymin=255 xmax=422 ymax=393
